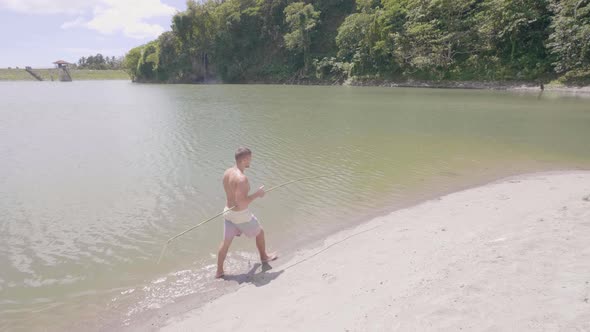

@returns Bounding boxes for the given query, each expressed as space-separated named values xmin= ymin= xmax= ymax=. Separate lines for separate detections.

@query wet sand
xmin=160 ymin=171 xmax=590 ymax=331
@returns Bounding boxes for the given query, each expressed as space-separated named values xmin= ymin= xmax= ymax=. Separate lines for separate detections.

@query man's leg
xmin=216 ymin=238 xmax=233 ymax=278
xmin=255 ymin=229 xmax=277 ymax=263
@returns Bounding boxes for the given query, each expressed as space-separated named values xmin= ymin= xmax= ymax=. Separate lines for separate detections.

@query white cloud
xmin=1 ymin=0 xmax=177 ymax=39
xmin=61 ymin=17 xmax=85 ymax=29
xmin=85 ymin=0 xmax=176 ymax=39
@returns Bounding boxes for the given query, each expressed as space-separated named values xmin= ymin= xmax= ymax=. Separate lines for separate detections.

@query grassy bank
xmin=0 ymin=68 xmax=129 ymax=81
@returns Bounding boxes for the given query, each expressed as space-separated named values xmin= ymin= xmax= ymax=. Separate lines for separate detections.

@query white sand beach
xmin=161 ymin=171 xmax=590 ymax=331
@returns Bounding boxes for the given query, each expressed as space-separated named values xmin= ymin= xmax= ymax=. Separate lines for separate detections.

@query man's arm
xmin=235 ymin=177 xmax=264 ymax=209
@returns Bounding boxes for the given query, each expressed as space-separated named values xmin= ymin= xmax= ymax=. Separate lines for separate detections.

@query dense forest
xmin=124 ymin=0 xmax=590 ymax=85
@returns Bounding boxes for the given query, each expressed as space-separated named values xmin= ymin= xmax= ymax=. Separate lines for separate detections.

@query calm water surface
xmin=1 ymin=81 xmax=589 ymax=331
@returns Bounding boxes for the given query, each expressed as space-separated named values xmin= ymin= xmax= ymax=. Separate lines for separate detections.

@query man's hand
xmin=256 ymin=185 xmax=265 ymax=198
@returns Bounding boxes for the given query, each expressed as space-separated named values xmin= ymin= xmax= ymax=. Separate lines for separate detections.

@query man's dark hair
xmin=235 ymin=147 xmax=252 ymax=162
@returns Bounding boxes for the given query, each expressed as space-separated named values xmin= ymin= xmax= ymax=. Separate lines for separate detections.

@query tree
xmin=394 ymin=0 xmax=482 ymax=79
xmin=124 ymin=47 xmax=143 ymax=80
xmin=171 ymin=0 xmax=217 ymax=82
xmin=335 ymin=13 xmax=374 ymax=74
xmin=476 ymin=0 xmax=552 ymax=80
xmin=336 ymin=13 xmax=373 ymax=61
xmin=284 ymin=2 xmax=321 ymax=74
xmin=139 ymin=42 xmax=159 ymax=80
xmin=212 ymin=0 xmax=267 ymax=82
xmin=77 ymin=53 xmax=123 ymax=70
xmin=309 ymin=0 xmax=355 ymax=57
xmin=548 ymin=0 xmax=590 ymax=82
xmin=258 ymin=0 xmax=290 ymax=42
xmin=156 ymin=31 xmax=181 ymax=81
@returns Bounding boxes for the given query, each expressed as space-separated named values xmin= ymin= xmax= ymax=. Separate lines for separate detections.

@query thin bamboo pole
xmin=157 ymin=173 xmax=342 ymax=264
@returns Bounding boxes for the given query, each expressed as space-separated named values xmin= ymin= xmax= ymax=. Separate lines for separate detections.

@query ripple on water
xmin=1 ymin=83 xmax=590 ymax=331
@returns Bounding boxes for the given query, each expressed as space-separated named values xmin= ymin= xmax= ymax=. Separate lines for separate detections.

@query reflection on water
xmin=1 ymin=81 xmax=589 ymax=331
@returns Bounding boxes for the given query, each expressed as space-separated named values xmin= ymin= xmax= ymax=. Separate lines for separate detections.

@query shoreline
xmin=119 ymin=166 xmax=570 ymax=332
xmin=157 ymin=170 xmax=590 ymax=331
xmin=141 ymin=80 xmax=590 ymax=96
xmin=231 ymin=77 xmax=590 ymax=94
xmin=4 ymin=74 xmax=590 ymax=94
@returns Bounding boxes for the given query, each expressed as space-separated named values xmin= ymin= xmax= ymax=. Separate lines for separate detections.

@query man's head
xmin=235 ymin=147 xmax=252 ymax=169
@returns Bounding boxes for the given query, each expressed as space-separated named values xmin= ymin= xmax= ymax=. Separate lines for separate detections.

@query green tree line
xmin=77 ymin=54 xmax=124 ymax=70
xmin=124 ymin=0 xmax=590 ymax=84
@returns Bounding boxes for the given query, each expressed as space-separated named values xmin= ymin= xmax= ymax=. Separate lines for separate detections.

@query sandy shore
xmin=160 ymin=172 xmax=590 ymax=331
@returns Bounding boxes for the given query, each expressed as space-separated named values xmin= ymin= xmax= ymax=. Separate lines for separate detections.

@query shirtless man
xmin=216 ymin=147 xmax=277 ymax=278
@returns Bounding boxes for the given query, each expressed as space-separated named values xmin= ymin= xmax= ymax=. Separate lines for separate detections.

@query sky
xmin=0 ymin=0 xmax=187 ymax=68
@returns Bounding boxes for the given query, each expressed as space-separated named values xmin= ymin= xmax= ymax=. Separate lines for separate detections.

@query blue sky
xmin=0 ymin=0 xmax=187 ymax=68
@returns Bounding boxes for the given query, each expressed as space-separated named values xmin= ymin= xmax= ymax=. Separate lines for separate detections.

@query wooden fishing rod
xmin=157 ymin=173 xmax=343 ymax=264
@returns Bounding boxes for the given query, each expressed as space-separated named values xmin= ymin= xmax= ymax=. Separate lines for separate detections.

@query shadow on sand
xmin=222 ymin=262 xmax=283 ymax=287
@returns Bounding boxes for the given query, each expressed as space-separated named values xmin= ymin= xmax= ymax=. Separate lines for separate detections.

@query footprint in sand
xmin=321 ymin=272 xmax=337 ymax=283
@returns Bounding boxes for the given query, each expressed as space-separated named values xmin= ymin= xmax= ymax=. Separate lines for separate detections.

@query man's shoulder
xmin=224 ymin=168 xmax=247 ymax=182
xmin=235 ymin=173 xmax=248 ymax=183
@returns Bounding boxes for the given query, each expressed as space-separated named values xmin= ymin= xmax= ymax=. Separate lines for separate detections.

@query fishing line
xmin=157 ymin=173 xmax=344 ymax=264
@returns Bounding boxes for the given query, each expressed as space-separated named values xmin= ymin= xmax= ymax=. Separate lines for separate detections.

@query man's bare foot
xmin=261 ymin=253 xmax=278 ymax=263
xmin=215 ymin=271 xmax=225 ymax=278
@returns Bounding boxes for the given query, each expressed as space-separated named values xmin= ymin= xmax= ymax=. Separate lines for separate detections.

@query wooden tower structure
xmin=53 ymin=60 xmax=73 ymax=82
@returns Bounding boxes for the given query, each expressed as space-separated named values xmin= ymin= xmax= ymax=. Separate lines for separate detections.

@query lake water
xmin=1 ymin=81 xmax=589 ymax=331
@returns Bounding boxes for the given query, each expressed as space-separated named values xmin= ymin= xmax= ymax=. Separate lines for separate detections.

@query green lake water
xmin=1 ymin=81 xmax=589 ymax=331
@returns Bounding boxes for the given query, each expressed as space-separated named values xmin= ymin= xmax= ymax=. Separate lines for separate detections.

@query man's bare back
xmin=223 ymin=167 xmax=250 ymax=211
xmin=216 ymin=147 xmax=276 ymax=278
